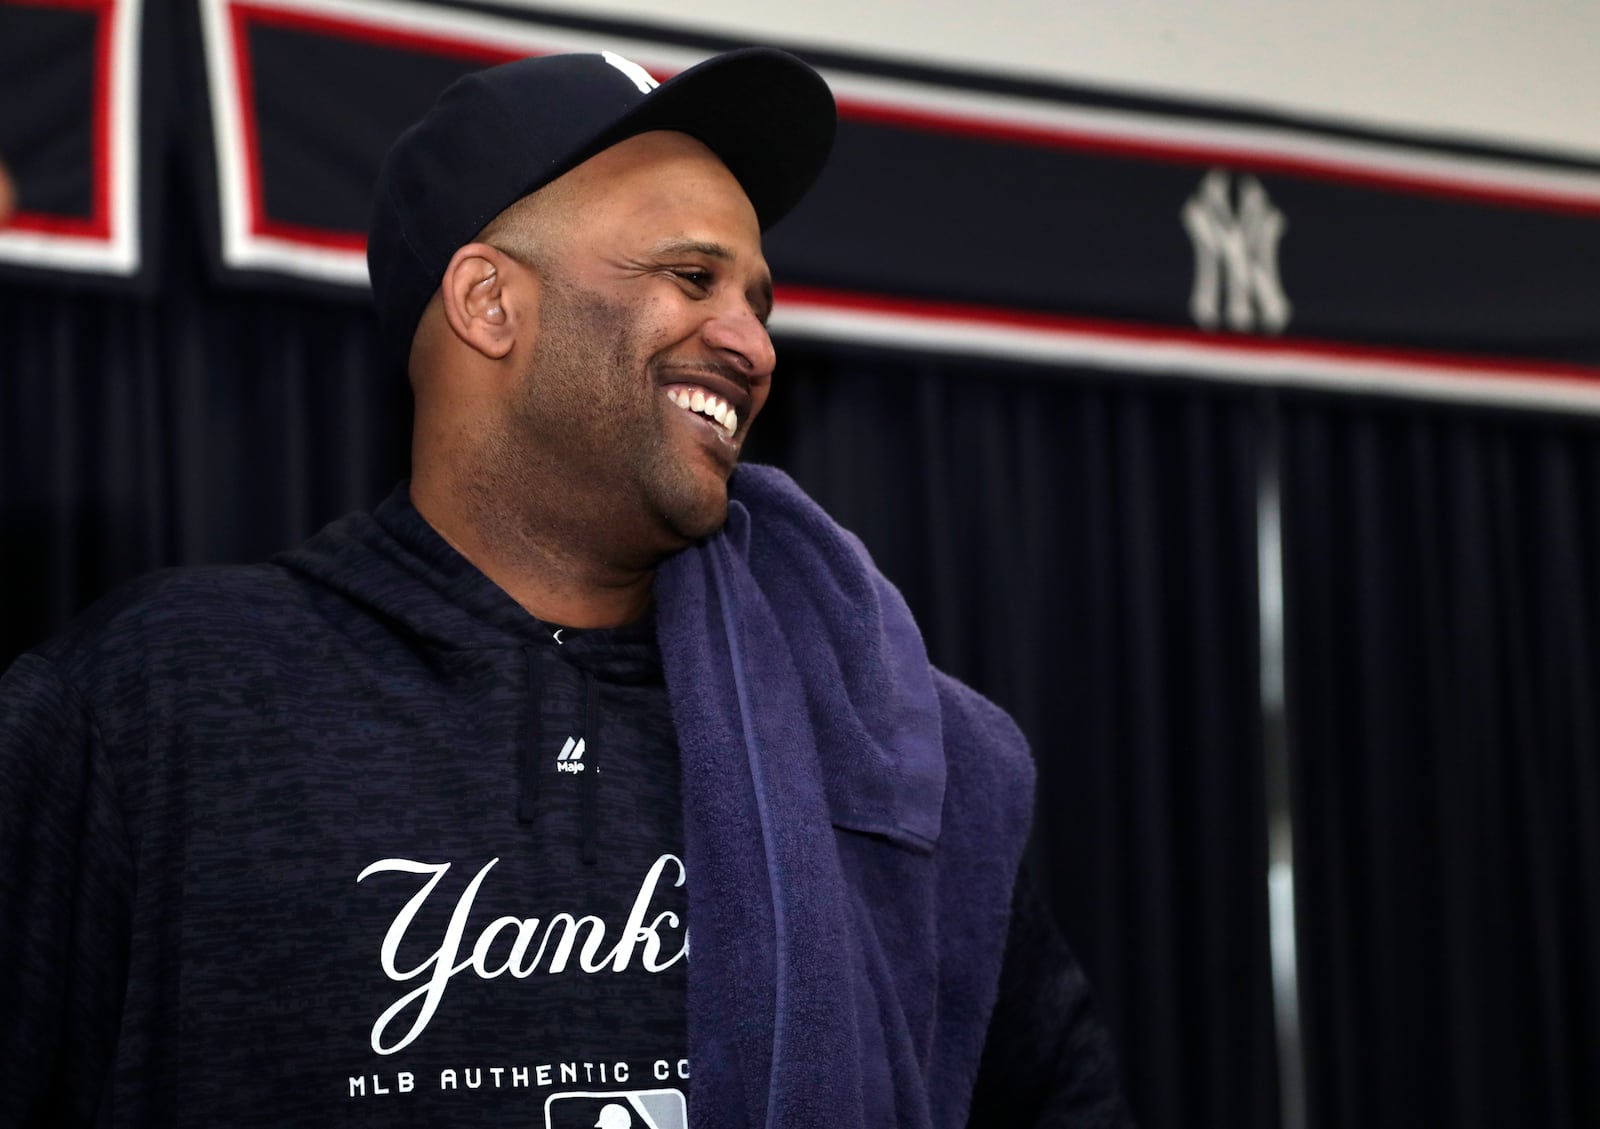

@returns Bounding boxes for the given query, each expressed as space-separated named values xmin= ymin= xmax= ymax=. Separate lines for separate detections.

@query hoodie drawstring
xmin=518 ymin=645 xmax=541 ymax=823
xmin=520 ymin=644 xmax=601 ymax=865
xmin=579 ymin=669 xmax=599 ymax=866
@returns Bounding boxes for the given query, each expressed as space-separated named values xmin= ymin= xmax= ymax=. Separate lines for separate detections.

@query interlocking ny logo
xmin=603 ymin=51 xmax=660 ymax=94
xmin=1182 ymin=169 xmax=1291 ymax=334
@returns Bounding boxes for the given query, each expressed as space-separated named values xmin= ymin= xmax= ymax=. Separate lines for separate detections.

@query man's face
xmin=497 ymin=130 xmax=775 ymax=561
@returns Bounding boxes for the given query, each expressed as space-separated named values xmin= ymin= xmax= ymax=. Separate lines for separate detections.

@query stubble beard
xmin=489 ymin=275 xmax=733 ymax=567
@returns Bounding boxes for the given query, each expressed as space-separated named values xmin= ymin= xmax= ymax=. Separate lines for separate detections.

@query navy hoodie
xmin=0 ymin=468 xmax=1132 ymax=1128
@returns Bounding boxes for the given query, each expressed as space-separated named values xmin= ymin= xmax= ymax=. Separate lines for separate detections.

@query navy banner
xmin=4 ymin=0 xmax=1600 ymax=410
xmin=0 ymin=0 xmax=160 ymax=287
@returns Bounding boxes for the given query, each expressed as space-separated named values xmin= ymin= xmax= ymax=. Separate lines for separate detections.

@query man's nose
xmin=702 ymin=299 xmax=776 ymax=380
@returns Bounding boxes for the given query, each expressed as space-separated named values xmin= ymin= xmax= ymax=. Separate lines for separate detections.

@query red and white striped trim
xmin=196 ymin=0 xmax=1600 ymax=411
xmin=0 ymin=0 xmax=143 ymax=276
xmin=197 ymin=0 xmax=714 ymax=284
xmin=199 ymin=0 xmax=1600 ymax=290
xmin=770 ymin=287 xmax=1600 ymax=414
xmin=822 ymin=71 xmax=1600 ymax=218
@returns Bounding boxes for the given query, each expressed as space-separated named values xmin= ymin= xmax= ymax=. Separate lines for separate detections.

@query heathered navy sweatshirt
xmin=2 ymin=482 xmax=700 ymax=1127
xmin=0 ymin=469 xmax=1133 ymax=1128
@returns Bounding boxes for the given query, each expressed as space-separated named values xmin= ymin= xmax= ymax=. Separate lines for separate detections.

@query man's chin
xmin=658 ymin=478 xmax=733 ymax=545
xmin=669 ymin=498 xmax=730 ymax=544
xmin=640 ymin=458 xmax=737 ymax=551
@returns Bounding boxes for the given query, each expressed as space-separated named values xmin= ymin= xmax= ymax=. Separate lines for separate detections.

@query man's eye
xmin=672 ymin=268 xmax=712 ymax=289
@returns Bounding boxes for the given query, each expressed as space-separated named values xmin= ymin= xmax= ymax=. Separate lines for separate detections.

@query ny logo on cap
xmin=602 ymin=51 xmax=660 ymax=94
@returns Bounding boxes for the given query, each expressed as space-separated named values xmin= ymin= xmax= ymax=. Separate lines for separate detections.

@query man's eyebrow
xmin=652 ymin=238 xmax=774 ymax=322
xmin=651 ymin=237 xmax=735 ymax=261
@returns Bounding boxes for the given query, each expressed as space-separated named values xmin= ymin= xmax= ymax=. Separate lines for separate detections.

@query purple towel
xmin=657 ymin=465 xmax=1032 ymax=1127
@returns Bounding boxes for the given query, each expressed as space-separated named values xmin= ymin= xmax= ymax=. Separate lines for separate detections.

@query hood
xmin=275 ymin=484 xmax=660 ymax=866
xmin=274 ymin=482 xmax=559 ymax=654
xmin=277 ymin=474 xmax=946 ymax=843
xmin=274 ymin=481 xmax=656 ymax=681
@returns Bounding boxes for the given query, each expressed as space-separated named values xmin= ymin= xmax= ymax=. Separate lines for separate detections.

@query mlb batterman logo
xmin=546 ymin=1088 xmax=686 ymax=1129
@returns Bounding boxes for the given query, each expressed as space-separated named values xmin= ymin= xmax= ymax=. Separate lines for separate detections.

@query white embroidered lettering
xmin=544 ymin=912 xmax=608 ymax=973
xmin=358 ymin=854 xmax=687 ymax=1053
xmin=601 ymin=853 xmax=688 ymax=972
xmin=357 ymin=857 xmax=498 ymax=1055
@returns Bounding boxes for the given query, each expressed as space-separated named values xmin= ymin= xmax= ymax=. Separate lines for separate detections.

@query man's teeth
xmin=667 ymin=388 xmax=738 ymax=438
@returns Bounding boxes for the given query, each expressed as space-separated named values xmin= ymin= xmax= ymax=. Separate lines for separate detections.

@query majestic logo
xmin=357 ymin=853 xmax=689 ymax=1055
xmin=1182 ymin=168 xmax=1291 ymax=334
xmin=557 ymin=736 xmax=587 ymax=774
xmin=602 ymin=51 xmax=660 ymax=94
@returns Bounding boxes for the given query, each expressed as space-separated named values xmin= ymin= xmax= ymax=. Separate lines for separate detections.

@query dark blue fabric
xmin=658 ymin=465 xmax=1036 ymax=1128
xmin=1 ymin=489 xmax=694 ymax=1126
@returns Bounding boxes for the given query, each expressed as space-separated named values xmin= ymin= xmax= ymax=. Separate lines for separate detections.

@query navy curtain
xmin=1279 ymin=394 xmax=1600 ymax=1129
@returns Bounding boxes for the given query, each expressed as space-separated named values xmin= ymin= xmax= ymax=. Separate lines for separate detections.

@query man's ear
xmin=439 ymin=243 xmax=529 ymax=360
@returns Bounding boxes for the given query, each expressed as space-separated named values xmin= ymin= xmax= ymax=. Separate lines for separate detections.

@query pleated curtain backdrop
xmin=0 ymin=249 xmax=412 ymax=653
xmin=1278 ymin=394 xmax=1600 ymax=1129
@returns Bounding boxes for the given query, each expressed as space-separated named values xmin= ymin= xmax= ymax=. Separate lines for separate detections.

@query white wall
xmin=524 ymin=0 xmax=1600 ymax=161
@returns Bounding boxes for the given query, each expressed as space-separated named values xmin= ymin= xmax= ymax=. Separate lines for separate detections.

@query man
xmin=0 ymin=48 xmax=1130 ymax=1126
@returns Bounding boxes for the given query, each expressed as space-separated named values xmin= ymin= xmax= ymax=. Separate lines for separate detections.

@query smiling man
xmin=403 ymin=126 xmax=779 ymax=628
xmin=0 ymin=48 xmax=1131 ymax=1128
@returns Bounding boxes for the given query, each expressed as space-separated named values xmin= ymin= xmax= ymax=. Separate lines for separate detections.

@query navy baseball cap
xmin=367 ymin=47 xmax=837 ymax=364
